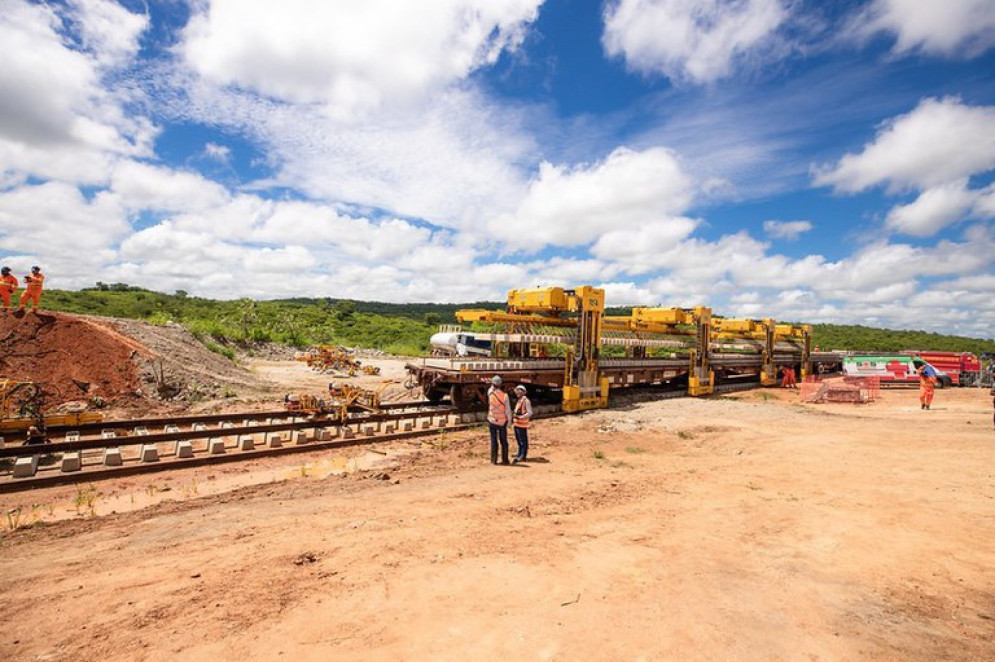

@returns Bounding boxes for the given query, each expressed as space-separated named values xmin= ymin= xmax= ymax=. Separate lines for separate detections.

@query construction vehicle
xmin=296 ymin=345 xmax=379 ymax=376
xmin=408 ymin=285 xmax=838 ymax=412
xmin=0 ymin=379 xmax=103 ymax=436
xmin=283 ymin=381 xmax=394 ymax=423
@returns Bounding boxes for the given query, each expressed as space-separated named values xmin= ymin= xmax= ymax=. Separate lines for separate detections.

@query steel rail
xmin=36 ymin=400 xmax=437 ymax=437
xmin=0 ymin=380 xmax=763 ymax=493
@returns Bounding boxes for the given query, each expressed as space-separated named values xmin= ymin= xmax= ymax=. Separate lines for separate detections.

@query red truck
xmin=901 ymin=351 xmax=981 ymax=386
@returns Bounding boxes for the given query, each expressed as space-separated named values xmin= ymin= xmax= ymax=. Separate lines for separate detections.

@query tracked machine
xmin=406 ymin=285 xmax=841 ymax=412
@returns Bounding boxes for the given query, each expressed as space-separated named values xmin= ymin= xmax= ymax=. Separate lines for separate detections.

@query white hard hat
xmin=514 ymin=385 xmax=526 ymax=393
xmin=491 ymin=375 xmax=502 ymax=385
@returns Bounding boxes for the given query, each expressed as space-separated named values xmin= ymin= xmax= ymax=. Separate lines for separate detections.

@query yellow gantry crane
xmin=460 ymin=286 xmax=610 ymax=412
xmin=455 ymin=285 xmax=814 ymax=412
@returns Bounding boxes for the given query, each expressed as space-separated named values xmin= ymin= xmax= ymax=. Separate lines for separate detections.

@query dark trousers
xmin=513 ymin=426 xmax=529 ymax=461
xmin=489 ymin=423 xmax=509 ymax=464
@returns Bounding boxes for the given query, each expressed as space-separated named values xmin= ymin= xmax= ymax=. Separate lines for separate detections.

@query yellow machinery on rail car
xmin=448 ymin=284 xmax=815 ymax=413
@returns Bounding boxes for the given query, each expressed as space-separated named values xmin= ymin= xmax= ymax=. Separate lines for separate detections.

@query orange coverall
xmin=917 ymin=366 xmax=935 ymax=409
xmin=0 ymin=273 xmax=17 ymax=308
xmin=19 ymin=271 xmax=44 ymax=309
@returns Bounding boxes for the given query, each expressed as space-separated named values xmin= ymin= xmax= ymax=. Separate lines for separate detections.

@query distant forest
xmin=36 ymin=284 xmax=995 ymax=358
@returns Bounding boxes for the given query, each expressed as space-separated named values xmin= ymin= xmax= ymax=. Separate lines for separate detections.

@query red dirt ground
xmin=0 ymin=311 xmax=149 ymax=406
xmin=1 ymin=384 xmax=993 ymax=661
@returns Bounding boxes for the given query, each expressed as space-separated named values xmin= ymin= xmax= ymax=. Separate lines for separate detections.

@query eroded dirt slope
xmin=0 ymin=311 xmax=148 ymax=406
xmin=0 ymin=312 xmax=274 ymax=413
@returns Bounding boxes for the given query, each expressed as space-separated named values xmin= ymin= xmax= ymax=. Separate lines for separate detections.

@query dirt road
xmin=1 ymin=385 xmax=993 ymax=660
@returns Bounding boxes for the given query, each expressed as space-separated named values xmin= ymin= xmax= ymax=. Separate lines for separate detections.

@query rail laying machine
xmin=406 ymin=285 xmax=842 ymax=412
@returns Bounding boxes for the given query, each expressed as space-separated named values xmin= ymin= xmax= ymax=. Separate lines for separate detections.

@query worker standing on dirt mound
xmin=19 ymin=265 xmax=44 ymax=312
xmin=915 ymin=360 xmax=936 ymax=410
xmin=512 ymin=384 xmax=532 ymax=464
xmin=487 ymin=375 xmax=511 ymax=465
xmin=0 ymin=266 xmax=17 ymax=312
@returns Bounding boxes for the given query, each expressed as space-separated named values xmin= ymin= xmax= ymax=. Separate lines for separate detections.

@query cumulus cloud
xmin=0 ymin=0 xmax=153 ymax=184
xmin=181 ymin=0 xmax=542 ymax=115
xmin=0 ymin=181 xmax=127 ymax=280
xmin=814 ymin=97 xmax=995 ymax=194
xmin=68 ymin=0 xmax=149 ymax=68
xmin=815 ymin=97 xmax=995 ymax=237
xmin=489 ymin=147 xmax=695 ymax=249
xmin=884 ymin=180 xmax=978 ymax=236
xmin=852 ymin=0 xmax=995 ymax=57
xmin=592 ymin=218 xmax=700 ymax=269
xmin=602 ymin=0 xmax=789 ymax=83
xmin=111 ymin=161 xmax=230 ymax=213
xmin=763 ymin=219 xmax=812 ymax=240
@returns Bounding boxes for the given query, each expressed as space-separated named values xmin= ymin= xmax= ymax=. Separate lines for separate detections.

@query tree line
xmin=35 ymin=285 xmax=995 ymax=357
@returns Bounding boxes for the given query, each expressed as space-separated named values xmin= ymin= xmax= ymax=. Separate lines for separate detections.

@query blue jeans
xmin=513 ymin=426 xmax=528 ymax=461
xmin=489 ymin=423 xmax=509 ymax=463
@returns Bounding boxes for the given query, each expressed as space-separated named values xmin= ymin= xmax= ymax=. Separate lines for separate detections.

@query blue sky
xmin=1 ymin=1 xmax=994 ymax=337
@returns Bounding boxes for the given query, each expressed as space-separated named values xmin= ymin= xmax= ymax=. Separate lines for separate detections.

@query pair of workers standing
xmin=0 ymin=265 xmax=45 ymax=312
xmin=486 ymin=375 xmax=531 ymax=465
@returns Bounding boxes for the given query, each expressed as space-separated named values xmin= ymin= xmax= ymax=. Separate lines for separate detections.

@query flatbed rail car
xmin=408 ymin=351 xmax=844 ymax=407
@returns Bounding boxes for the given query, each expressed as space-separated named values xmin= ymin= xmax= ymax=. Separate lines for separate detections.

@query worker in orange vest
xmin=512 ymin=384 xmax=533 ymax=464
xmin=0 ymin=266 xmax=18 ymax=311
xmin=19 ymin=265 xmax=44 ymax=312
xmin=916 ymin=362 xmax=935 ymax=410
xmin=487 ymin=375 xmax=511 ymax=465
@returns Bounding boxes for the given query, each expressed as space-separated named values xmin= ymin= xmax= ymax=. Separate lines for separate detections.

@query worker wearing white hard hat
xmin=511 ymin=384 xmax=532 ymax=463
xmin=486 ymin=375 xmax=511 ymax=464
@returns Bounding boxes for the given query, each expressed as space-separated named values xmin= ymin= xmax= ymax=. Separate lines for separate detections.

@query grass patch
xmin=755 ymin=391 xmax=778 ymax=401
xmin=591 ymin=449 xmax=605 ymax=460
xmin=624 ymin=446 xmax=646 ymax=454
xmin=677 ymin=430 xmax=694 ymax=440
xmin=204 ymin=341 xmax=237 ymax=361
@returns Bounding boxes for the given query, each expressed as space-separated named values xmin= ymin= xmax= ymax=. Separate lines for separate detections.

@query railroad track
xmin=0 ymin=381 xmax=761 ymax=493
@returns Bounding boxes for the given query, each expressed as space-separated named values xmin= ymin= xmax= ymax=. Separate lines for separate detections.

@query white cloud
xmin=814 ymin=97 xmax=995 ymax=194
xmin=602 ymin=0 xmax=788 ymax=83
xmin=241 ymin=245 xmax=316 ymax=273
xmin=111 ymin=161 xmax=230 ymax=213
xmin=884 ymin=180 xmax=978 ymax=236
xmin=182 ymin=0 xmax=542 ymax=115
xmin=853 ymin=0 xmax=995 ymax=57
xmin=592 ymin=218 xmax=700 ymax=269
xmin=0 ymin=0 xmax=153 ymax=184
xmin=170 ymin=77 xmax=533 ymax=228
xmin=815 ymin=97 xmax=995 ymax=237
xmin=489 ymin=147 xmax=695 ymax=249
xmin=68 ymin=0 xmax=149 ymax=68
xmin=0 ymin=181 xmax=127 ymax=280
xmin=763 ymin=219 xmax=812 ymax=240
xmin=204 ymin=143 xmax=231 ymax=162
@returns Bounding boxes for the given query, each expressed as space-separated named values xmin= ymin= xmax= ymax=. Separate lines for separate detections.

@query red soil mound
xmin=0 ymin=310 xmax=151 ymax=406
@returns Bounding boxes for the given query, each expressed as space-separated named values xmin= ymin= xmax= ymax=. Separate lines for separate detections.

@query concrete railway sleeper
xmin=0 ymin=381 xmax=758 ymax=493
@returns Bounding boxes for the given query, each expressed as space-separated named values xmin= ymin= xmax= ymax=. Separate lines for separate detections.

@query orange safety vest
xmin=488 ymin=388 xmax=509 ymax=426
xmin=513 ymin=396 xmax=531 ymax=428
xmin=1 ymin=274 xmax=17 ymax=293
xmin=25 ymin=272 xmax=44 ymax=293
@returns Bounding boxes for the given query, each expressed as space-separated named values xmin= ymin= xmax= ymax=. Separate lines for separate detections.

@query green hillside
xmin=36 ymin=285 xmax=995 ymax=358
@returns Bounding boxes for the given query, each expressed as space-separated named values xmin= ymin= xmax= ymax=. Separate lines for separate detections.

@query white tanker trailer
xmin=429 ymin=331 xmax=493 ymax=357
